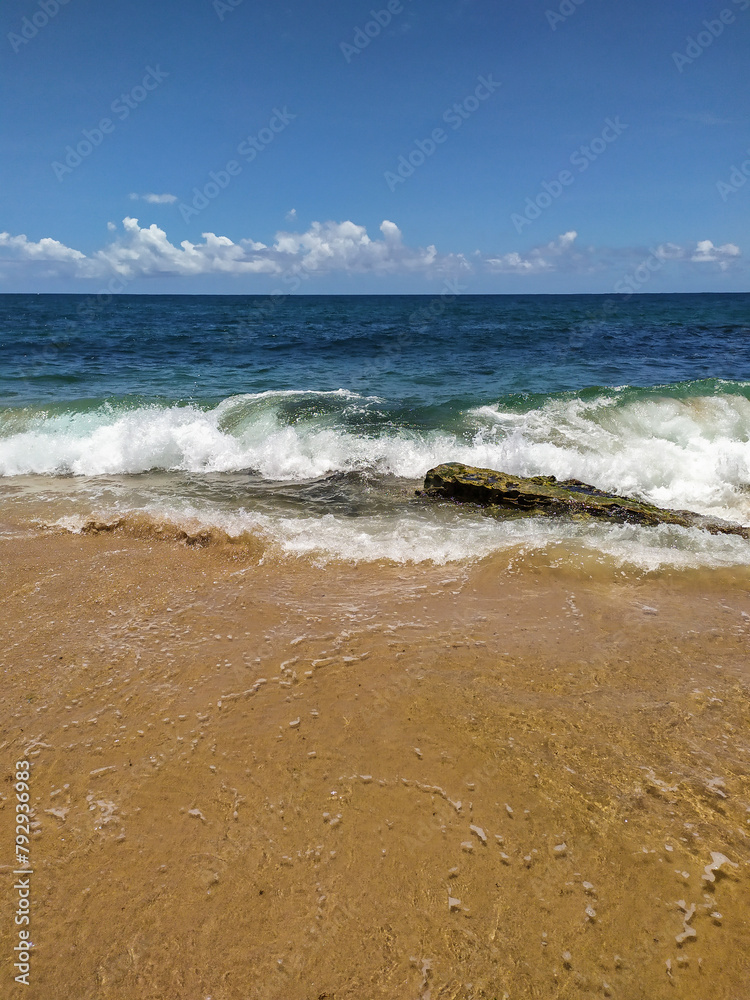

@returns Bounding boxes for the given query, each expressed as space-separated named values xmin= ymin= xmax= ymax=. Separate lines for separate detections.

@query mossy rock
xmin=419 ymin=463 xmax=750 ymax=539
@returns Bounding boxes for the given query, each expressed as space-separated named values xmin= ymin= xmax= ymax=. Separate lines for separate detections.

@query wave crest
xmin=1 ymin=384 xmax=749 ymax=524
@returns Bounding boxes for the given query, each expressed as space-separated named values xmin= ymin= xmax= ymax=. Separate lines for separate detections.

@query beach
xmin=2 ymin=522 xmax=748 ymax=999
xmin=2 ymin=292 xmax=749 ymax=997
xmin=3 ymin=0 xmax=749 ymax=989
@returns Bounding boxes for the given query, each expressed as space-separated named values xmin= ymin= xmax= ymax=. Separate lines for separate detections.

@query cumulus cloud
xmin=690 ymin=240 xmax=741 ymax=269
xmin=129 ymin=193 xmax=178 ymax=204
xmin=271 ymin=219 xmax=464 ymax=275
xmin=0 ymin=220 xmax=743 ymax=287
xmin=63 ymin=217 xmax=466 ymax=281
xmin=0 ymin=230 xmax=86 ymax=263
xmin=650 ymin=242 xmax=684 ymax=261
xmin=486 ymin=230 xmax=582 ymax=273
xmin=484 ymin=232 xmax=744 ymax=278
xmin=0 ymin=230 xmax=93 ymax=280
xmin=91 ymin=218 xmax=275 ymax=278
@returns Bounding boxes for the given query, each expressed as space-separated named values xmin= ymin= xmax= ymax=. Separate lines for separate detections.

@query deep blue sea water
xmin=1 ymin=293 xmax=749 ymax=570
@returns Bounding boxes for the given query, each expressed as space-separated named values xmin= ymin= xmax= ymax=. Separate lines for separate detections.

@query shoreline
xmin=1 ymin=528 xmax=749 ymax=999
xmin=4 ymin=496 xmax=750 ymax=577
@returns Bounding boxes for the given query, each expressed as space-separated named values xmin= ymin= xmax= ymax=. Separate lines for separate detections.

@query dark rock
xmin=419 ymin=463 xmax=750 ymax=539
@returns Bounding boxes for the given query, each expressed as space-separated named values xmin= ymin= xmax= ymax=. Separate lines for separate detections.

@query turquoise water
xmin=1 ymin=293 xmax=749 ymax=569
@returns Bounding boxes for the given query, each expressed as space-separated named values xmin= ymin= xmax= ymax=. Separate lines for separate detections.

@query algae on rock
xmin=419 ymin=463 xmax=750 ymax=539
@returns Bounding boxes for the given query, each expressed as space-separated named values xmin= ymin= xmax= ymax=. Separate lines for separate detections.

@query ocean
xmin=1 ymin=292 xmax=749 ymax=571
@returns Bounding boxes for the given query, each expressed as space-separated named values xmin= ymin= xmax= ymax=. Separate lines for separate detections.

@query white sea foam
xmin=4 ymin=388 xmax=750 ymax=572
xmin=47 ymin=501 xmax=750 ymax=572
xmin=3 ymin=389 xmax=749 ymax=519
xmin=469 ymin=391 xmax=750 ymax=523
xmin=267 ymin=513 xmax=750 ymax=571
xmin=0 ymin=392 xmax=438 ymax=480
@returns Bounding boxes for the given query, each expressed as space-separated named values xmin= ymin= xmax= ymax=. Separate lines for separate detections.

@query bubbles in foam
xmin=4 ymin=383 xmax=750 ymax=571
xmin=470 ymin=389 xmax=750 ymax=523
xmin=46 ymin=500 xmax=750 ymax=572
xmin=1 ymin=385 xmax=749 ymax=526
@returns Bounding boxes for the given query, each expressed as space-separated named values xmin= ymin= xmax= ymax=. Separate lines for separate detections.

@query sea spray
xmin=2 ymin=384 xmax=749 ymax=524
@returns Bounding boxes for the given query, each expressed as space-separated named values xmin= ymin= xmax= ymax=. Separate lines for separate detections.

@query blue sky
xmin=1 ymin=0 xmax=748 ymax=293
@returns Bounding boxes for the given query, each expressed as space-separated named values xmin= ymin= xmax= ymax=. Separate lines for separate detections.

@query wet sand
xmin=1 ymin=526 xmax=749 ymax=999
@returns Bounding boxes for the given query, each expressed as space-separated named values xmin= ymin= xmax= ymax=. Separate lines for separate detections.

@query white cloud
xmin=485 ymin=232 xmax=744 ymax=278
xmin=92 ymin=218 xmax=276 ymax=278
xmin=87 ymin=217 xmax=463 ymax=280
xmin=0 ymin=220 xmax=743 ymax=286
xmin=270 ymin=218 xmax=462 ymax=275
xmin=0 ymin=230 xmax=86 ymax=263
xmin=129 ymin=193 xmax=178 ymax=204
xmin=485 ymin=231 xmax=582 ymax=273
xmin=691 ymin=240 xmax=741 ymax=269
xmin=285 ymin=208 xmax=297 ymax=221
xmin=0 ymin=231 xmax=92 ymax=282
xmin=651 ymin=241 xmax=684 ymax=261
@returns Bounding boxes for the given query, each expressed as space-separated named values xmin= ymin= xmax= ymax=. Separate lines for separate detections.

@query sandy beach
xmin=3 ymin=0 xmax=749 ymax=992
xmin=1 ymin=523 xmax=748 ymax=999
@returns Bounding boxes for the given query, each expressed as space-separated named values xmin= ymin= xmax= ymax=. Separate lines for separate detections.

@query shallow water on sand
xmin=1 ymin=529 xmax=748 ymax=999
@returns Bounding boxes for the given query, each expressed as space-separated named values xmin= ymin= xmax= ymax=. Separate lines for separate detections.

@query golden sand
xmin=1 ymin=526 xmax=748 ymax=999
